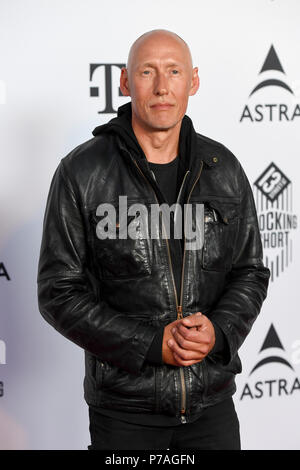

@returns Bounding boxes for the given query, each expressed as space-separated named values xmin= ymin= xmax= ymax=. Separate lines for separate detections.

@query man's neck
xmin=132 ymin=118 xmax=181 ymax=164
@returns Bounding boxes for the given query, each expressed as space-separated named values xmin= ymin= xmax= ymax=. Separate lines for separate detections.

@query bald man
xmin=38 ymin=30 xmax=269 ymax=450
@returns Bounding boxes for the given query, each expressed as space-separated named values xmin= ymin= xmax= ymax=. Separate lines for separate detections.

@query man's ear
xmin=120 ymin=67 xmax=131 ymax=96
xmin=189 ymin=67 xmax=200 ymax=96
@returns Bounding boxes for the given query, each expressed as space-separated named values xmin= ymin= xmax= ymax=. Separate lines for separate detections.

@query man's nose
xmin=154 ymin=73 xmax=169 ymax=96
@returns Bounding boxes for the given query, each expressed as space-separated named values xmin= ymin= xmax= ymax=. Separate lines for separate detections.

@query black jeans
xmin=88 ymin=398 xmax=241 ymax=450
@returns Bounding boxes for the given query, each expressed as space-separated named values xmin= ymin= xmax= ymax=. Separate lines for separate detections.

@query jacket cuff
xmin=209 ymin=321 xmax=230 ymax=364
xmin=145 ymin=327 xmax=164 ymax=365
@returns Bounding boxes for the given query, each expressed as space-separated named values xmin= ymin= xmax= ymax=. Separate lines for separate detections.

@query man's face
xmin=120 ymin=33 xmax=199 ymax=132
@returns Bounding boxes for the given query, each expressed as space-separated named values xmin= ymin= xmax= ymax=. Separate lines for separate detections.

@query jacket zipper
xmin=177 ymin=161 xmax=204 ymax=422
xmin=131 ymin=159 xmax=186 ymax=309
xmin=131 ymin=156 xmax=204 ymax=423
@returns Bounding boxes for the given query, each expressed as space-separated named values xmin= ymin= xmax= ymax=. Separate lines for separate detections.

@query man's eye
xmin=142 ymin=70 xmax=151 ymax=75
xmin=171 ymin=70 xmax=179 ymax=74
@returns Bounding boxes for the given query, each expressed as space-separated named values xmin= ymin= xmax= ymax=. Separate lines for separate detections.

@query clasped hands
xmin=162 ymin=312 xmax=216 ymax=367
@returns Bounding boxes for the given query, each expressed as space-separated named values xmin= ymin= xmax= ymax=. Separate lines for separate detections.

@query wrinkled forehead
xmin=127 ymin=32 xmax=193 ymax=71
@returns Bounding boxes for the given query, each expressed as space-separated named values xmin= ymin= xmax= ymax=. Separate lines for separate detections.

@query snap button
xmin=212 ymin=156 xmax=218 ymax=163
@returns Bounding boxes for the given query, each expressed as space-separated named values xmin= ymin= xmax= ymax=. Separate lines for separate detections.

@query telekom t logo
xmin=89 ymin=63 xmax=127 ymax=114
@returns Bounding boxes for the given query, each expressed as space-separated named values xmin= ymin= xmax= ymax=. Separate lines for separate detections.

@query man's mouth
xmin=150 ymin=103 xmax=174 ymax=110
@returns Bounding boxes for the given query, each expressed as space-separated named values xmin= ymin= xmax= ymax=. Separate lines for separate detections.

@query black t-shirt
xmin=148 ymin=155 xmax=179 ymax=206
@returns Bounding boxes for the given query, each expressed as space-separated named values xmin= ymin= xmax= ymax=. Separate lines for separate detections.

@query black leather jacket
xmin=37 ymin=105 xmax=270 ymax=422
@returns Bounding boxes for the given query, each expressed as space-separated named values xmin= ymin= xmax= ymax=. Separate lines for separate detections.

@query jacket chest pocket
xmin=90 ymin=205 xmax=151 ymax=280
xmin=202 ymin=200 xmax=239 ymax=272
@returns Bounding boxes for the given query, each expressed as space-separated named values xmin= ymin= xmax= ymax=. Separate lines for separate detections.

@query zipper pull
xmin=150 ymin=170 xmax=157 ymax=182
xmin=177 ymin=305 xmax=183 ymax=319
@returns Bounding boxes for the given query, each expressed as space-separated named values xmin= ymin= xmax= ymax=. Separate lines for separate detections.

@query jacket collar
xmin=93 ymin=102 xmax=218 ymax=205
xmin=121 ymin=102 xmax=215 ymax=167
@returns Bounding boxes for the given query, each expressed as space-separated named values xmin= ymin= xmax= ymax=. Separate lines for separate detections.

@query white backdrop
xmin=0 ymin=0 xmax=299 ymax=450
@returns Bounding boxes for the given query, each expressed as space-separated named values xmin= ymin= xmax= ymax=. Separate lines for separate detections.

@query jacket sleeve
xmin=37 ymin=160 xmax=159 ymax=375
xmin=209 ymin=158 xmax=270 ymax=365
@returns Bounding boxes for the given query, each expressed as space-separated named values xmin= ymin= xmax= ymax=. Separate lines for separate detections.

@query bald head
xmin=120 ymin=29 xmax=199 ymax=134
xmin=126 ymin=29 xmax=193 ymax=75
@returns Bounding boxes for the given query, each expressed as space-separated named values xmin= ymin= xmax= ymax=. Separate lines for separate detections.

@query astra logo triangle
xmin=239 ymin=45 xmax=300 ymax=122
xmin=249 ymin=324 xmax=294 ymax=376
xmin=239 ymin=325 xmax=300 ymax=400
xmin=249 ymin=45 xmax=294 ymax=97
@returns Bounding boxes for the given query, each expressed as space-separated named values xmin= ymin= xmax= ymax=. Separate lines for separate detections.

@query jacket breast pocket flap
xmin=202 ymin=200 xmax=239 ymax=272
xmin=90 ymin=206 xmax=151 ymax=280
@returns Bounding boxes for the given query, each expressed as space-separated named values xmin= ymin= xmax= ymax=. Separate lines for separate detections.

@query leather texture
xmin=37 ymin=122 xmax=270 ymax=419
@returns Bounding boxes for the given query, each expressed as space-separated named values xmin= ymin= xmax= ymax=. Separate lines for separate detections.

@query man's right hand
xmin=162 ymin=312 xmax=214 ymax=366
xmin=162 ymin=316 xmax=202 ymax=366
xmin=162 ymin=319 xmax=183 ymax=366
